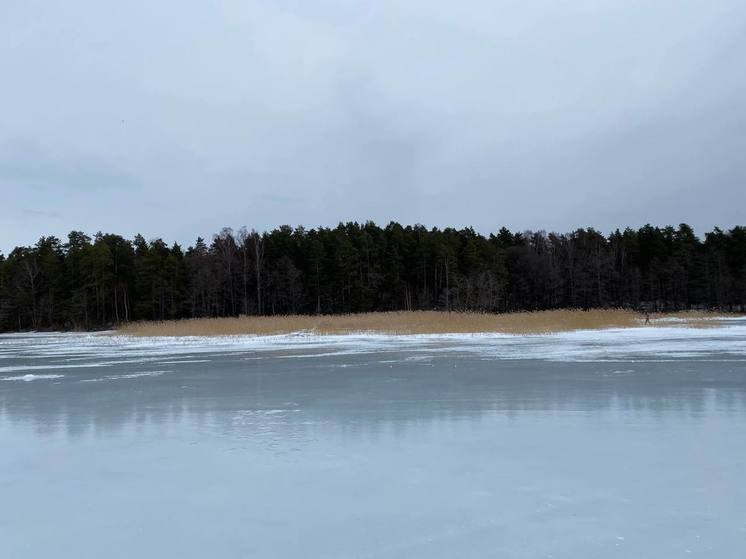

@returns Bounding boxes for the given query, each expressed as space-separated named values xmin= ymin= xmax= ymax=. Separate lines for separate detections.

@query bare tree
xmin=249 ymin=230 xmax=265 ymax=315
xmin=213 ymin=228 xmax=238 ymax=315
xmin=22 ymin=257 xmax=40 ymax=329
xmin=238 ymin=227 xmax=250 ymax=315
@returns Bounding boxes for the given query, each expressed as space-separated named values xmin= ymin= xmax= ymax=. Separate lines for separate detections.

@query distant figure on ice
xmin=644 ymin=311 xmax=651 ymax=325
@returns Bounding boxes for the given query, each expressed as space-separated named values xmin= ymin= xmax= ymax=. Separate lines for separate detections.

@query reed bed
xmin=117 ymin=309 xmax=733 ymax=337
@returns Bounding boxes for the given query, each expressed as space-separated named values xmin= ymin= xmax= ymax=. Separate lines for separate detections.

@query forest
xmin=0 ymin=222 xmax=745 ymax=331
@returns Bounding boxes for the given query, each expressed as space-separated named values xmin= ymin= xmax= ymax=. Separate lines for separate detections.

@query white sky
xmin=2 ymin=0 xmax=745 ymax=251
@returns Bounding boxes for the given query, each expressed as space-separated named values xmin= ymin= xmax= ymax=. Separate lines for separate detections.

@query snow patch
xmin=2 ymin=319 xmax=746 ymax=366
xmin=1 ymin=374 xmax=64 ymax=382
xmin=80 ymin=370 xmax=171 ymax=382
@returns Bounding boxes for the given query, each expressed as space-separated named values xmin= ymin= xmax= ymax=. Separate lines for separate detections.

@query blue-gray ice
xmin=2 ymin=323 xmax=746 ymax=558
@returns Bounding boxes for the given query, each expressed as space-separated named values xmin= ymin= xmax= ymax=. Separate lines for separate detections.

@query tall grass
xmin=117 ymin=309 xmax=729 ymax=337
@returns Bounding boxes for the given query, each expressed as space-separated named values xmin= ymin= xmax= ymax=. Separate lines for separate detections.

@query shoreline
xmin=114 ymin=309 xmax=741 ymax=338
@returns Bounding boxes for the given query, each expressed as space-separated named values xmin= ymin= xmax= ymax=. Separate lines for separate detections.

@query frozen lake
xmin=2 ymin=324 xmax=746 ymax=558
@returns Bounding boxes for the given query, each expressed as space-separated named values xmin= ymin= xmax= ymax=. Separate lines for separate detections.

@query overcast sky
xmin=1 ymin=0 xmax=745 ymax=252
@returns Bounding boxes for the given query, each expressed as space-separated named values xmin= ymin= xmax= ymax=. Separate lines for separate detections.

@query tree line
xmin=1 ymin=222 xmax=744 ymax=331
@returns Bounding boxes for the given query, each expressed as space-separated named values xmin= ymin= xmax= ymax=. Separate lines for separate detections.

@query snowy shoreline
xmin=2 ymin=318 xmax=746 ymax=380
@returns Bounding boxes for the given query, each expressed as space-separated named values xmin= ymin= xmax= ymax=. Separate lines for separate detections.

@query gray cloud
xmin=21 ymin=208 xmax=61 ymax=218
xmin=0 ymin=138 xmax=137 ymax=192
xmin=1 ymin=0 xmax=745 ymax=252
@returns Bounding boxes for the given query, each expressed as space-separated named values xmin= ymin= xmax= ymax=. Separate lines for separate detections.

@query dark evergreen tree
xmin=0 ymin=222 xmax=744 ymax=331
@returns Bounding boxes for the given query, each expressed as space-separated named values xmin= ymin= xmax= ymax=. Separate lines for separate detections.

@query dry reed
xmin=117 ymin=309 xmax=734 ymax=337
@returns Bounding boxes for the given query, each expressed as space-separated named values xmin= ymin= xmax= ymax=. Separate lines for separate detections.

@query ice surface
xmin=2 ymin=322 xmax=746 ymax=558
